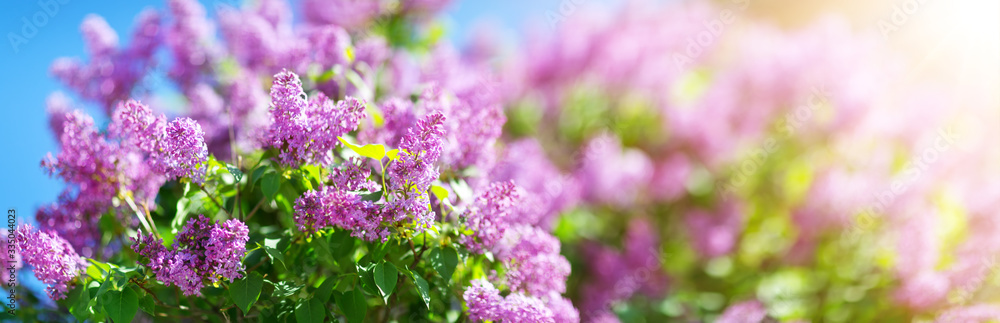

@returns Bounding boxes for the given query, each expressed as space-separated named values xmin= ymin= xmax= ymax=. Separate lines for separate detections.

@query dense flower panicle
xmin=153 ymin=118 xmax=209 ymax=183
xmin=15 ymin=225 xmax=86 ymax=300
xmin=35 ymin=190 xmax=107 ymax=257
xmin=166 ymin=0 xmax=218 ymax=87
xmin=293 ymin=187 xmax=387 ymax=241
xmin=330 ymin=157 xmax=381 ymax=192
xmin=51 ymin=14 xmax=159 ymax=111
xmin=491 ymin=139 xmax=580 ymax=228
xmin=574 ymin=134 xmax=653 ymax=207
xmin=390 ymin=112 xmax=446 ymax=191
xmin=460 ymin=181 xmax=523 ymax=253
xmin=464 ymin=278 xmax=504 ymax=321
xmin=463 ymin=279 xmax=557 ymax=323
xmin=501 ymin=293 xmax=556 ymax=323
xmin=132 ymin=215 xmax=249 ymax=296
xmin=81 ymin=14 xmax=119 ymax=55
xmin=302 ymin=0 xmax=381 ymax=29
xmin=359 ymin=98 xmax=417 ymax=147
xmin=205 ymin=219 xmax=250 ymax=283
xmin=263 ymin=70 xmax=368 ymax=167
xmin=111 ymin=100 xmax=167 ymax=153
xmin=495 ymin=225 xmax=570 ymax=295
xmin=44 ymin=110 xmax=117 ymax=193
xmin=542 ymin=292 xmax=581 ymax=323
xmin=306 ymin=25 xmax=352 ymax=69
xmin=45 ymin=92 xmax=73 ymax=139
xmin=580 ymin=218 xmax=667 ymax=317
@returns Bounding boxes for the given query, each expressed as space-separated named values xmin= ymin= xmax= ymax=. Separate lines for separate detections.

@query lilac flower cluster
xmin=463 ymin=279 xmax=557 ymax=323
xmin=459 ymin=181 xmax=523 ymax=253
xmin=262 ymin=70 xmax=367 ymax=167
xmin=132 ymin=215 xmax=249 ymax=296
xmin=40 ymin=106 xmax=164 ymax=256
xmin=111 ymin=100 xmax=210 ymax=183
xmin=458 ymin=180 xmax=578 ymax=322
xmin=579 ymin=219 xmax=668 ymax=320
xmin=293 ymin=112 xmax=447 ymax=241
xmin=15 ymin=224 xmax=86 ymax=300
xmin=51 ymin=13 xmax=160 ymax=112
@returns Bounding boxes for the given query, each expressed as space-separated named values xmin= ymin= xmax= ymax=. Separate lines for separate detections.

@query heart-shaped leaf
xmin=338 ymin=137 xmax=386 ymax=160
xmin=294 ymin=298 xmax=326 ymax=323
xmin=334 ymin=289 xmax=367 ymax=323
xmin=230 ymin=272 xmax=264 ymax=315
xmin=101 ymin=288 xmax=138 ymax=323
xmin=429 ymin=246 xmax=459 ymax=282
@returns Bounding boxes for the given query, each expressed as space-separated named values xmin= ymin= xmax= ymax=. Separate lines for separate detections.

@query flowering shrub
xmin=10 ymin=0 xmax=999 ymax=322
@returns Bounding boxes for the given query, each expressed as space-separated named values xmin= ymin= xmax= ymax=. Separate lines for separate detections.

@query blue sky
xmin=0 ymin=0 xmax=587 ymax=226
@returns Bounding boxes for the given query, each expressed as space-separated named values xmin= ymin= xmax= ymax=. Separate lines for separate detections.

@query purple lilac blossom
xmin=459 ymin=180 xmax=523 ymax=253
xmin=132 ymin=215 xmax=249 ymax=296
xmin=15 ymin=224 xmax=86 ymax=300
xmin=263 ymin=70 xmax=367 ymax=167
xmin=51 ymin=14 xmax=159 ymax=112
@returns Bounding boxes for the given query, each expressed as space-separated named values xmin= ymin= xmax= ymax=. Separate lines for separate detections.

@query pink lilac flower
xmin=111 ymin=100 xmax=209 ymax=183
xmin=165 ymin=0 xmax=218 ymax=87
xmin=579 ymin=218 xmax=667 ymax=317
xmin=45 ymin=92 xmax=73 ymax=140
xmin=385 ymin=112 xmax=447 ymax=229
xmin=464 ymin=278 xmax=504 ymax=321
xmin=717 ymin=300 xmax=768 ymax=323
xmin=360 ymin=98 xmax=418 ymax=147
xmin=495 ymin=225 xmax=570 ymax=295
xmin=459 ymin=181 xmax=523 ymax=253
xmin=463 ymin=279 xmax=557 ymax=323
xmin=51 ymin=14 xmax=159 ymax=112
xmin=15 ymin=224 xmax=86 ymax=300
xmin=262 ymin=70 xmax=367 ymax=167
xmin=301 ymin=0 xmax=381 ymax=29
xmin=491 ymin=139 xmax=580 ymax=229
xmin=152 ymin=118 xmax=209 ymax=183
xmin=132 ymin=215 xmax=249 ymax=296
xmin=542 ymin=292 xmax=581 ymax=323
xmin=574 ymin=134 xmax=653 ymax=207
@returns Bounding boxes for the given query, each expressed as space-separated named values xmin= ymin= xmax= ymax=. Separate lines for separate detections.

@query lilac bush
xmin=12 ymin=0 xmax=998 ymax=322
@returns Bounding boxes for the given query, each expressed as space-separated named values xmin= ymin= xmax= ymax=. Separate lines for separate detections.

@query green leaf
xmin=315 ymin=278 xmax=337 ymax=302
xmin=272 ymin=281 xmax=303 ymax=298
xmin=429 ymin=246 xmax=459 ymax=282
xmin=338 ymin=137 xmax=386 ymax=160
xmin=369 ymin=240 xmax=390 ymax=261
xmin=68 ymin=284 xmax=92 ymax=321
xmin=262 ymin=244 xmax=286 ymax=270
xmin=251 ymin=165 xmax=270 ymax=187
xmin=386 ymin=149 xmax=401 ymax=160
xmin=335 ymin=289 xmax=367 ymax=323
xmin=102 ymin=288 xmax=138 ymax=323
xmin=262 ymin=172 xmax=281 ymax=202
xmin=227 ymin=165 xmax=244 ymax=182
xmin=138 ymin=292 xmax=155 ymax=315
xmin=360 ymin=190 xmax=383 ymax=202
xmin=373 ymin=262 xmax=398 ymax=303
xmin=406 ymin=265 xmax=432 ymax=309
xmin=295 ymin=298 xmax=326 ymax=323
xmin=430 ymin=185 xmax=449 ymax=201
xmin=230 ymin=271 xmax=264 ymax=315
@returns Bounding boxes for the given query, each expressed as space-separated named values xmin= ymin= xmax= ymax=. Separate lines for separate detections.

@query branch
xmin=196 ymin=182 xmax=233 ymax=218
